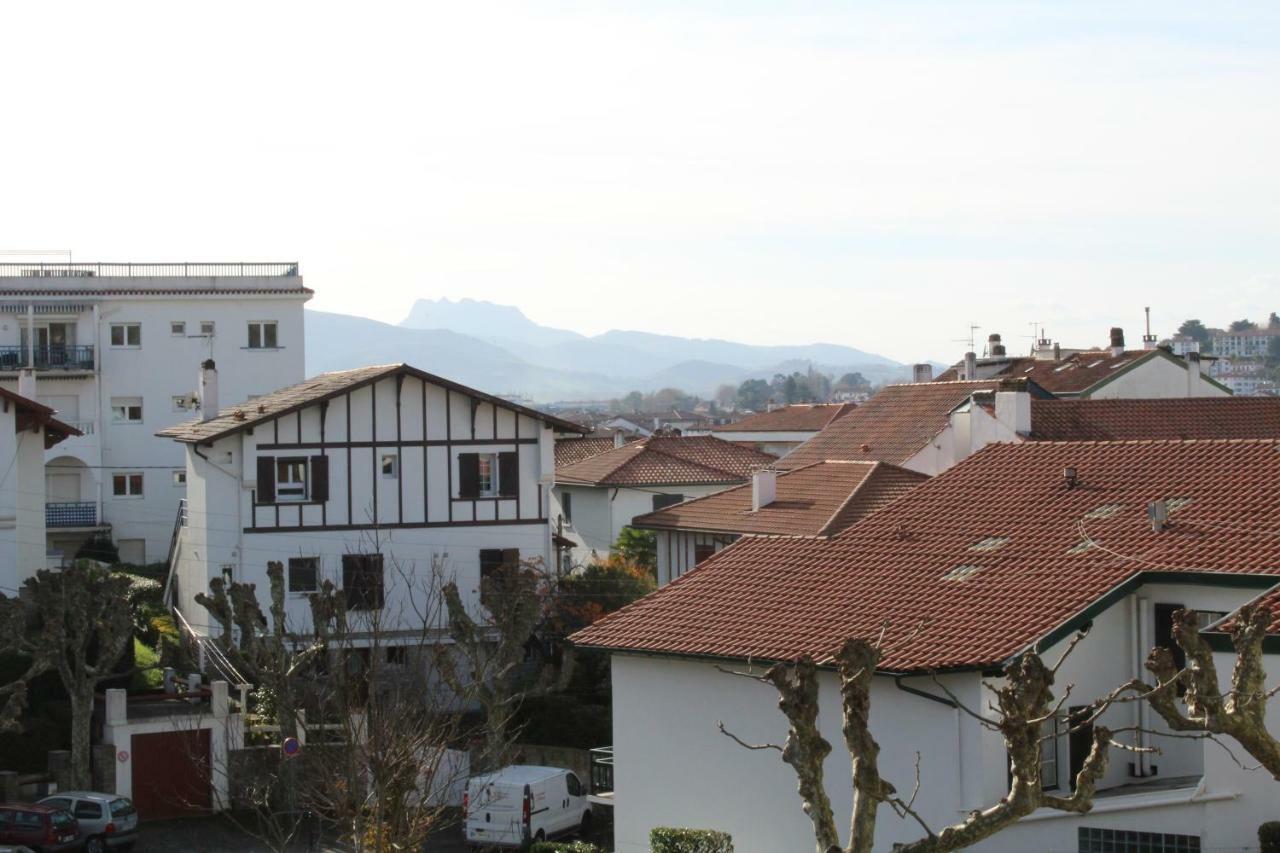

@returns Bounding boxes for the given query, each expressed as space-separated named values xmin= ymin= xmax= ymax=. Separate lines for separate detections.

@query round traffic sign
xmin=282 ymin=736 xmax=301 ymax=757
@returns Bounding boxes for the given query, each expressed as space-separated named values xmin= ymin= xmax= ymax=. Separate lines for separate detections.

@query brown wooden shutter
xmin=310 ymin=455 xmax=329 ymax=502
xmin=501 ymin=548 xmax=520 ymax=568
xmin=256 ymin=456 xmax=276 ymax=503
xmin=498 ymin=451 xmax=519 ymax=498
xmin=458 ymin=453 xmax=480 ymax=498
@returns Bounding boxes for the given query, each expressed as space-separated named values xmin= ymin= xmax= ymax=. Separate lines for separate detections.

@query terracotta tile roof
xmin=937 ymin=350 xmax=1205 ymax=395
xmin=1029 ymin=398 xmax=1280 ymax=441
xmin=778 ymin=381 xmax=1003 ymax=469
xmin=555 ymin=435 xmax=777 ymax=487
xmin=711 ymin=404 xmax=856 ymax=433
xmin=631 ymin=461 xmax=927 ymax=537
xmin=158 ymin=363 xmax=587 ymax=443
xmin=572 ymin=439 xmax=1280 ymax=671
xmin=556 ymin=437 xmax=631 ymax=468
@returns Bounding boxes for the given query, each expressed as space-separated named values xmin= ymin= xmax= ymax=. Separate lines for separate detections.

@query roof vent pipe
xmin=752 ymin=468 xmax=777 ymax=512
xmin=963 ymin=351 xmax=978 ymax=381
xmin=199 ymin=359 xmax=219 ymax=422
xmin=1109 ymin=327 xmax=1125 ymax=357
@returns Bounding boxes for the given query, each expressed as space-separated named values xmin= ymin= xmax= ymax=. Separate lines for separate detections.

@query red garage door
xmin=130 ymin=729 xmax=213 ymax=820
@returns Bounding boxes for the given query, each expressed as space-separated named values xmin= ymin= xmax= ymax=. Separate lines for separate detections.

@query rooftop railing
xmin=0 ymin=262 xmax=299 ymax=278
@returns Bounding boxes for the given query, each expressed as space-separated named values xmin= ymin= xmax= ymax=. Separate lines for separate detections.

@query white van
xmin=464 ymin=765 xmax=592 ymax=848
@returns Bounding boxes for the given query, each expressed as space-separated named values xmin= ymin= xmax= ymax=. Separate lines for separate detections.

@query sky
xmin=2 ymin=1 xmax=1278 ymax=364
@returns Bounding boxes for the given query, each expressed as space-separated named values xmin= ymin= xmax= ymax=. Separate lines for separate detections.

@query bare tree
xmin=0 ymin=563 xmax=136 ymax=788
xmin=719 ymin=631 xmax=1113 ymax=853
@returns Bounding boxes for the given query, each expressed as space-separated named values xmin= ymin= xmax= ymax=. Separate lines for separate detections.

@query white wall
xmin=655 ymin=529 xmax=740 ymax=586
xmin=1085 ymin=355 xmax=1228 ymax=399
xmin=555 ymin=483 xmax=730 ymax=567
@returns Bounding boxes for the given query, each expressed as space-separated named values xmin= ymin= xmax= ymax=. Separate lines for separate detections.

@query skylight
xmin=1084 ymin=503 xmax=1122 ymax=519
xmin=1067 ymin=539 xmax=1096 ymax=555
xmin=943 ymin=564 xmax=983 ymax=581
xmin=969 ymin=536 xmax=1010 ymax=552
xmin=1165 ymin=496 xmax=1195 ymax=514
xmin=1086 ymin=360 xmax=1104 ymax=368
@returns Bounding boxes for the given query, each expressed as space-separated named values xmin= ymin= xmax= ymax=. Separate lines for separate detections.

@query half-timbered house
xmin=159 ymin=361 xmax=586 ymax=640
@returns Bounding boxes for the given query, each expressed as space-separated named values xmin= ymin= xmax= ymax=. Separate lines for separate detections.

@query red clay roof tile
xmin=555 ymin=435 xmax=777 ymax=487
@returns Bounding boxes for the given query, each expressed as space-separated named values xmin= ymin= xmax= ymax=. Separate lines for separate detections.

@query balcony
xmin=46 ymin=501 xmax=99 ymax=528
xmin=0 ymin=345 xmax=95 ymax=372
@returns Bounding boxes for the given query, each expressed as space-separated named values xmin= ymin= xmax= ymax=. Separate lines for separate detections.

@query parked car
xmin=38 ymin=794 xmax=137 ymax=853
xmin=0 ymin=803 xmax=81 ymax=853
xmin=463 ymin=765 xmax=591 ymax=848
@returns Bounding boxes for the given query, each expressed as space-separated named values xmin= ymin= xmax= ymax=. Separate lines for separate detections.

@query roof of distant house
xmin=778 ymin=380 xmax=1006 ymax=469
xmin=1027 ymin=397 xmax=1280 ymax=441
xmin=712 ymin=403 xmax=856 ymax=434
xmin=556 ymin=436 xmax=637 ymax=468
xmin=555 ymin=435 xmax=777 ymax=487
xmin=572 ymin=439 xmax=1280 ymax=671
xmin=158 ymin=363 xmax=588 ymax=443
xmin=632 ymin=460 xmax=927 ymax=537
xmin=0 ymin=386 xmax=80 ymax=447
xmin=935 ymin=348 xmax=1228 ymax=396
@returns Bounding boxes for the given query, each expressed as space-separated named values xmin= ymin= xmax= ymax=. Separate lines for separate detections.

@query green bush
xmin=530 ymin=842 xmax=600 ymax=853
xmin=650 ymin=827 xmax=733 ymax=853
xmin=1260 ymin=821 xmax=1280 ymax=853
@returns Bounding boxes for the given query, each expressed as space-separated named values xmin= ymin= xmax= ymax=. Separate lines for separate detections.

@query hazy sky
xmin=3 ymin=1 xmax=1278 ymax=363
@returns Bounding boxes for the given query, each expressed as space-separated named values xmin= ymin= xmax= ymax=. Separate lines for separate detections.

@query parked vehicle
xmin=38 ymin=793 xmax=137 ymax=853
xmin=463 ymin=765 xmax=591 ymax=848
xmin=0 ymin=803 xmax=81 ymax=853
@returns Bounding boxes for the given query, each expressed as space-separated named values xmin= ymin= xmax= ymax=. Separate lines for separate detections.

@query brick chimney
xmin=752 ymin=468 xmax=777 ymax=511
xmin=962 ymin=351 xmax=978 ymax=381
xmin=988 ymin=333 xmax=1006 ymax=357
xmin=199 ymin=359 xmax=219 ymax=422
xmin=995 ymin=386 xmax=1031 ymax=435
xmin=1109 ymin=327 xmax=1125 ymax=357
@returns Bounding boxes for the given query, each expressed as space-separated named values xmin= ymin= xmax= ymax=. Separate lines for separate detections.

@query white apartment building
xmin=0 ymin=261 xmax=310 ymax=566
xmin=161 ymin=362 xmax=586 ymax=641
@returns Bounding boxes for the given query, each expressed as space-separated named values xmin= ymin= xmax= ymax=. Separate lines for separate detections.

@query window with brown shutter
xmin=310 ymin=455 xmax=329 ymax=502
xmin=342 ymin=553 xmax=384 ymax=611
xmin=256 ymin=456 xmax=276 ymax=503
xmin=498 ymin=451 xmax=519 ymax=498
xmin=480 ymin=548 xmax=520 ymax=584
xmin=458 ymin=453 xmax=480 ymax=499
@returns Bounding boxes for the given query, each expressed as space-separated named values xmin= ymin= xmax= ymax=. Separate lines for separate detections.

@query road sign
xmin=282 ymin=736 xmax=301 ymax=758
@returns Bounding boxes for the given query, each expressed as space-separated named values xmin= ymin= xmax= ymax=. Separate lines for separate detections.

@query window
xmin=477 ymin=453 xmax=495 ymax=496
xmin=110 ymin=323 xmax=141 ymax=347
xmin=381 ymin=453 xmax=399 ymax=479
xmin=173 ymin=394 xmax=194 ymax=412
xmin=288 ymin=557 xmax=319 ymax=593
xmin=694 ymin=543 xmax=716 ymax=564
xmin=72 ymin=800 xmax=102 ymax=820
xmin=386 ymin=645 xmax=407 ymax=665
xmin=1078 ymin=827 xmax=1200 ymax=853
xmin=480 ymin=548 xmax=519 ymax=584
xmin=276 ymin=458 xmax=308 ymax=502
xmin=112 ymin=473 xmax=144 ymax=497
xmin=172 ymin=469 xmax=187 ymax=486
xmin=247 ymin=321 xmax=279 ymax=349
xmin=566 ymin=772 xmax=583 ymax=797
xmin=170 ymin=321 xmax=186 ymax=336
xmin=111 ymin=397 xmax=143 ymax=423
xmin=652 ymin=493 xmax=684 ymax=511
xmin=342 ymin=554 xmax=384 ymax=611
xmin=1040 ymin=715 xmax=1062 ymax=791
xmin=458 ymin=451 xmax=519 ymax=499
xmin=561 ymin=491 xmax=573 ymax=523
xmin=200 ymin=321 xmax=215 ymax=336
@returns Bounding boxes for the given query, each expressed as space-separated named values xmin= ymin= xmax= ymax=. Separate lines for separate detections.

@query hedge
xmin=650 ymin=827 xmax=734 ymax=853
xmin=530 ymin=842 xmax=601 ymax=853
xmin=1261 ymin=822 xmax=1280 ymax=853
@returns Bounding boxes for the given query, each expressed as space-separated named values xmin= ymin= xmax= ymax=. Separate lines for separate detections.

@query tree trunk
xmin=68 ymin=684 xmax=96 ymax=790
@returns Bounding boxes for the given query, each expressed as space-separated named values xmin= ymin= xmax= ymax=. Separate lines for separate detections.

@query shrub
xmin=74 ymin=533 xmax=118 ymax=564
xmin=531 ymin=842 xmax=600 ymax=853
xmin=650 ymin=827 xmax=733 ymax=853
xmin=1261 ymin=822 xmax=1280 ymax=853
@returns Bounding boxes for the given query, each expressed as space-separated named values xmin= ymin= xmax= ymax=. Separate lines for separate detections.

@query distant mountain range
xmin=306 ymin=298 xmax=914 ymax=402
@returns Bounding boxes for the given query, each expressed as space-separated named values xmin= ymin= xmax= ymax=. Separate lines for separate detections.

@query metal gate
xmin=130 ymin=729 xmax=213 ymax=820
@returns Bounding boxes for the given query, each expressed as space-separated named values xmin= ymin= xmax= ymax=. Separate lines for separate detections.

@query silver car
xmin=37 ymin=793 xmax=137 ymax=853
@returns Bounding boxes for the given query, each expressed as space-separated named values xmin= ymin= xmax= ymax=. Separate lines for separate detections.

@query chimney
xmin=1109 ymin=327 xmax=1125 ymax=357
xmin=1053 ymin=342 xmax=1061 ymax=362
xmin=1185 ymin=351 xmax=1201 ymax=396
xmin=987 ymin=333 xmax=1006 ymax=357
xmin=17 ymin=368 xmax=36 ymax=401
xmin=199 ymin=359 xmax=219 ymax=422
xmin=994 ymin=388 xmax=1031 ymax=435
xmin=1142 ymin=307 xmax=1158 ymax=350
xmin=962 ymin=351 xmax=978 ymax=381
xmin=613 ymin=430 xmax=626 ymax=449
xmin=751 ymin=468 xmax=777 ymax=511
xmin=912 ymin=363 xmax=933 ymax=383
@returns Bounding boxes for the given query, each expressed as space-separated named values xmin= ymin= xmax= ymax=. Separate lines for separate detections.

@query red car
xmin=0 ymin=803 xmax=81 ymax=852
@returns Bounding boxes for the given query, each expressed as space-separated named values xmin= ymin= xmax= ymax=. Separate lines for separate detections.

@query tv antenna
xmin=951 ymin=324 xmax=980 ymax=352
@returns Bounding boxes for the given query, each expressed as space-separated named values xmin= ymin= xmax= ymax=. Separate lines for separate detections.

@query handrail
xmin=0 ymin=262 xmax=299 ymax=278
xmin=162 ymin=499 xmax=188 ymax=607
xmin=0 ymin=344 xmax=94 ymax=370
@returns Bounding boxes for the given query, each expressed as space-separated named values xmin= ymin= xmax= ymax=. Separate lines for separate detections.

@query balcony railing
xmin=589 ymin=746 xmax=614 ymax=795
xmin=0 ymin=345 xmax=95 ymax=371
xmin=47 ymin=501 xmax=97 ymax=528
xmin=0 ymin=262 xmax=298 ymax=278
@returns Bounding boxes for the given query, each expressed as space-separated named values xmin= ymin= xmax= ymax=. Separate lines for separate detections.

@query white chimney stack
xmin=1109 ymin=327 xmax=1125 ymax=357
xmin=199 ymin=359 xmax=219 ymax=422
xmin=1185 ymin=351 xmax=1201 ymax=397
xmin=752 ymin=468 xmax=777 ymax=512
xmin=17 ymin=368 xmax=36 ymax=401
xmin=912 ymin=363 xmax=933 ymax=383
xmin=962 ymin=351 xmax=978 ymax=381
xmin=995 ymin=390 xmax=1031 ymax=435
xmin=613 ymin=430 xmax=626 ymax=449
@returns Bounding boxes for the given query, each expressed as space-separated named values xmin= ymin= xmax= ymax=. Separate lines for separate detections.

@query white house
xmin=698 ymin=403 xmax=856 ymax=458
xmin=0 ymin=261 xmax=310 ymax=566
xmin=574 ymin=439 xmax=1280 ymax=853
xmin=0 ymin=380 xmax=79 ymax=594
xmin=551 ymin=435 xmax=776 ymax=569
xmin=159 ymin=361 xmax=586 ymax=641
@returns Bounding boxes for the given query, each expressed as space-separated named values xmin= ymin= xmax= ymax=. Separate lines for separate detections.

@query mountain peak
xmin=400 ymin=297 xmax=583 ymax=347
